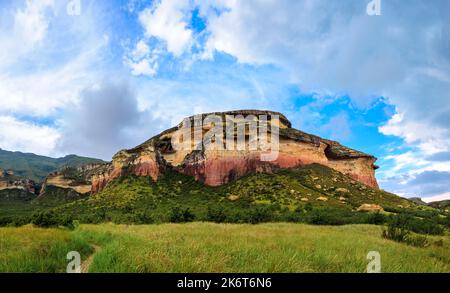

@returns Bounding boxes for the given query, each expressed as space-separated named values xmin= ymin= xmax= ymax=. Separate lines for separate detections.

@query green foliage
xmin=365 ymin=212 xmax=387 ymax=225
xmin=206 ymin=205 xmax=227 ymax=223
xmin=444 ymin=214 xmax=450 ymax=228
xmin=31 ymin=210 xmax=74 ymax=229
xmin=382 ymin=215 xmax=411 ymax=243
xmin=247 ymin=204 xmax=274 ymax=224
xmin=382 ymin=215 xmax=430 ymax=247
xmin=1 ymin=164 xmax=447 ymax=238
xmin=169 ymin=206 xmax=195 ymax=223
xmin=4 ymin=223 xmax=448 ymax=273
xmin=407 ymin=235 xmax=429 ymax=248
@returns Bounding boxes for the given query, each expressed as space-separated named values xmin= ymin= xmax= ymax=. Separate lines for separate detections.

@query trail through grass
xmin=76 ymin=223 xmax=450 ymax=273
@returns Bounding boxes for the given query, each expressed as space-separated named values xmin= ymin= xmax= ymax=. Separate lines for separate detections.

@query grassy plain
xmin=1 ymin=223 xmax=448 ymax=273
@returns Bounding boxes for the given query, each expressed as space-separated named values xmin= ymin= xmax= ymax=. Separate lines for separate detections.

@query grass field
xmin=0 ymin=223 xmax=449 ymax=273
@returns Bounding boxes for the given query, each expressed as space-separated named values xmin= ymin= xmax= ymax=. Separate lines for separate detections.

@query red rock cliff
xmin=90 ymin=110 xmax=379 ymax=193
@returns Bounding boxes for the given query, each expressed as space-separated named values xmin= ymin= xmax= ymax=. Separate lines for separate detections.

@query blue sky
xmin=0 ymin=0 xmax=449 ymax=202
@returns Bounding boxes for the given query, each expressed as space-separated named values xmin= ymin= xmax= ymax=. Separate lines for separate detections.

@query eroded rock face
xmin=0 ymin=178 xmax=36 ymax=194
xmin=41 ymin=173 xmax=92 ymax=194
xmin=40 ymin=164 xmax=107 ymax=195
xmin=90 ymin=110 xmax=379 ymax=192
xmin=91 ymin=146 xmax=166 ymax=193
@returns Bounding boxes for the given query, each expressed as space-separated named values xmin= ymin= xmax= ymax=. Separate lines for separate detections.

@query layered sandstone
xmin=40 ymin=173 xmax=92 ymax=194
xmin=0 ymin=178 xmax=36 ymax=194
xmin=90 ymin=110 xmax=379 ymax=193
xmin=39 ymin=164 xmax=106 ymax=195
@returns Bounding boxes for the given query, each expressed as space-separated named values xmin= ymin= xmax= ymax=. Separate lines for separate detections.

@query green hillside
xmin=52 ymin=164 xmax=417 ymax=224
xmin=0 ymin=149 xmax=105 ymax=182
xmin=1 ymin=163 xmax=448 ymax=233
xmin=428 ymin=200 xmax=450 ymax=210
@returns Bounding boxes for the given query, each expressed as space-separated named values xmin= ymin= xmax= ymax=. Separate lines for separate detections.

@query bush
xmin=382 ymin=213 xmax=444 ymax=236
xmin=382 ymin=215 xmax=411 ymax=243
xmin=281 ymin=207 xmax=305 ymax=223
xmin=406 ymin=235 xmax=429 ymax=248
xmin=382 ymin=215 xmax=429 ymax=247
xmin=365 ymin=212 xmax=386 ymax=225
xmin=444 ymin=214 xmax=450 ymax=228
xmin=206 ymin=206 xmax=227 ymax=223
xmin=305 ymin=207 xmax=366 ymax=226
xmin=409 ymin=218 xmax=444 ymax=235
xmin=31 ymin=210 xmax=74 ymax=229
xmin=133 ymin=211 xmax=154 ymax=224
xmin=169 ymin=206 xmax=195 ymax=223
xmin=247 ymin=205 xmax=273 ymax=224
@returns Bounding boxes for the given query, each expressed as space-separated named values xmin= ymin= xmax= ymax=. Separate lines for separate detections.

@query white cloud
xmin=132 ymin=40 xmax=150 ymax=59
xmin=0 ymin=116 xmax=60 ymax=156
xmin=13 ymin=0 xmax=54 ymax=45
xmin=134 ymin=0 xmax=449 ymax=155
xmin=57 ymin=80 xmax=163 ymax=160
xmin=138 ymin=0 xmax=193 ymax=57
xmin=0 ymin=0 xmax=113 ymax=157
xmin=124 ymin=39 xmax=159 ymax=77
xmin=137 ymin=0 xmax=448 ymax=197
xmin=422 ymin=193 xmax=450 ymax=203
xmin=0 ymin=0 xmax=54 ymax=68
xmin=379 ymin=113 xmax=450 ymax=155
xmin=128 ymin=58 xmax=158 ymax=76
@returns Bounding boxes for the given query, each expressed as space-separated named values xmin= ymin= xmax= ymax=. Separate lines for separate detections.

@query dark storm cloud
xmin=57 ymin=80 xmax=162 ymax=160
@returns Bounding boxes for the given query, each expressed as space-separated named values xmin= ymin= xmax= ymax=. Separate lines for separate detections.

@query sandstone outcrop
xmin=357 ymin=204 xmax=384 ymax=212
xmin=39 ymin=164 xmax=106 ymax=196
xmin=90 ymin=110 xmax=379 ymax=193
xmin=0 ymin=178 xmax=36 ymax=194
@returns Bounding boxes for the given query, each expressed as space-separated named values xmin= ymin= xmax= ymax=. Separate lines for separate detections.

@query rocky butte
xmin=87 ymin=110 xmax=379 ymax=194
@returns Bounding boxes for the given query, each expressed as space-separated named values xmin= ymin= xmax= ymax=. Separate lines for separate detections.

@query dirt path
xmin=81 ymin=244 xmax=102 ymax=273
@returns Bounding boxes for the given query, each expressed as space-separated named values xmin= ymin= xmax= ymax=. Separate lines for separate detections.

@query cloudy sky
xmin=0 ymin=0 xmax=449 ymax=202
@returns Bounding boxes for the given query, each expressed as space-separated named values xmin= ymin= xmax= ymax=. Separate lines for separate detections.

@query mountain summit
xmin=89 ymin=110 xmax=379 ymax=194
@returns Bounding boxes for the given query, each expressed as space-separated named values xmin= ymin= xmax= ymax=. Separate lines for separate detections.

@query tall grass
xmin=0 ymin=223 xmax=449 ymax=273
xmin=0 ymin=225 xmax=92 ymax=272
xmin=76 ymin=223 xmax=450 ymax=273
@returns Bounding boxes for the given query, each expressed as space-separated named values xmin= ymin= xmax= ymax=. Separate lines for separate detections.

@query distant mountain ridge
xmin=0 ymin=148 xmax=105 ymax=182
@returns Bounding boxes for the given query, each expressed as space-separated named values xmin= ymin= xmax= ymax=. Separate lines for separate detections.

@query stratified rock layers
xmin=90 ymin=110 xmax=379 ymax=193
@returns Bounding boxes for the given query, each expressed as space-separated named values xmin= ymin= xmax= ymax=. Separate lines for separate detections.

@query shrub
xmin=382 ymin=215 xmax=429 ymax=247
xmin=169 ymin=206 xmax=195 ymax=223
xmin=31 ymin=210 xmax=74 ymax=229
xmin=133 ymin=211 xmax=154 ymax=224
xmin=281 ymin=207 xmax=305 ymax=223
xmin=206 ymin=206 xmax=227 ymax=223
xmin=247 ymin=205 xmax=273 ymax=224
xmin=365 ymin=212 xmax=386 ymax=225
xmin=409 ymin=218 xmax=444 ymax=235
xmin=305 ymin=207 xmax=366 ymax=226
xmin=406 ymin=235 xmax=429 ymax=248
xmin=382 ymin=219 xmax=410 ymax=243
xmin=444 ymin=214 xmax=450 ymax=228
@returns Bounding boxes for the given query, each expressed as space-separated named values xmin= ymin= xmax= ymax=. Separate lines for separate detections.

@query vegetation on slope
xmin=1 ymin=164 xmax=448 ymax=235
xmin=0 ymin=149 xmax=105 ymax=182
xmin=41 ymin=164 xmax=446 ymax=229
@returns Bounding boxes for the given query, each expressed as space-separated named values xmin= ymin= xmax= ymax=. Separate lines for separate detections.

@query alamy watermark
xmin=67 ymin=0 xmax=81 ymax=16
xmin=366 ymin=0 xmax=381 ymax=16
xmin=67 ymin=251 xmax=81 ymax=273
xmin=171 ymin=114 xmax=280 ymax=162
xmin=367 ymin=251 xmax=381 ymax=273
